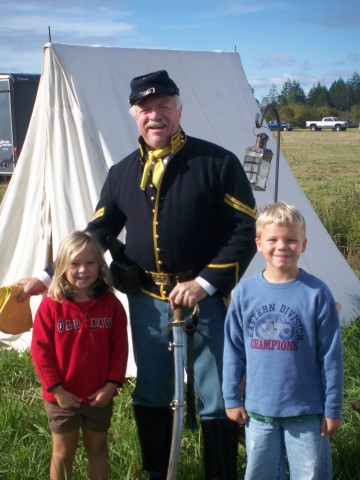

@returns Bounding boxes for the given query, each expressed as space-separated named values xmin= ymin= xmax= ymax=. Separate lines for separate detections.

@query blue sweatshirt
xmin=222 ymin=270 xmax=343 ymax=419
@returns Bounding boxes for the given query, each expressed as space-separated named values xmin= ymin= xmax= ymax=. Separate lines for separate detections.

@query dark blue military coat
xmin=87 ymin=129 xmax=257 ymax=299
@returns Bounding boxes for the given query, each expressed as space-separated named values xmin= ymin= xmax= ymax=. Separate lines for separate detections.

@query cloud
xmin=248 ymin=72 xmax=323 ymax=96
xmin=0 ymin=0 xmax=137 ymax=72
xmin=293 ymin=1 xmax=360 ymax=29
xmin=331 ymin=53 xmax=360 ymax=67
xmin=256 ymin=52 xmax=296 ymax=69
xmin=1 ymin=2 xmax=135 ymax=37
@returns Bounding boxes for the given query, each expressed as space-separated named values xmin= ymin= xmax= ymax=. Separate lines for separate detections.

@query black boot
xmin=133 ymin=405 xmax=173 ymax=479
xmin=201 ymin=418 xmax=239 ymax=480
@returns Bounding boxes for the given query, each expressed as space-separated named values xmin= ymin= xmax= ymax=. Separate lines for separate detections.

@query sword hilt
xmin=173 ymin=304 xmax=184 ymax=322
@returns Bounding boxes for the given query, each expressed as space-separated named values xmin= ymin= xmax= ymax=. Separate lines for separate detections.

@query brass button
xmin=150 ymin=196 xmax=155 ymax=201
xmin=158 ymin=260 xmax=163 ymax=265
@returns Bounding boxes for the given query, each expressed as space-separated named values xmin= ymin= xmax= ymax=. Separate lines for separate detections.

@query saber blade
xmin=167 ymin=307 xmax=185 ymax=480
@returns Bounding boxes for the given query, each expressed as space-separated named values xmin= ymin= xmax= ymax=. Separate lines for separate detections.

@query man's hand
xmin=88 ymin=383 xmax=117 ymax=407
xmin=16 ymin=278 xmax=47 ymax=301
xmin=168 ymin=280 xmax=208 ymax=309
xmin=321 ymin=417 xmax=342 ymax=436
xmin=225 ymin=406 xmax=248 ymax=425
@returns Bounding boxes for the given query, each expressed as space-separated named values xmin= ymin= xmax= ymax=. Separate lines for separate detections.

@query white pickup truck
xmin=305 ymin=117 xmax=347 ymax=132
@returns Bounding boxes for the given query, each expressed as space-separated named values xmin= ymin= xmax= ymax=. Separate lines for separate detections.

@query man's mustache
xmin=145 ymin=121 xmax=169 ymax=130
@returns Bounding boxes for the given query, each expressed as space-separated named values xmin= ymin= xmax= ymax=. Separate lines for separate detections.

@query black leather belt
xmin=145 ymin=269 xmax=198 ymax=286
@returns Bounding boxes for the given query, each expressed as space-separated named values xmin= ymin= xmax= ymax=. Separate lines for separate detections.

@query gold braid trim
xmin=224 ymin=193 xmax=258 ymax=219
xmin=140 ymin=287 xmax=169 ymax=301
xmin=207 ymin=262 xmax=240 ymax=287
xmin=92 ymin=207 xmax=105 ymax=221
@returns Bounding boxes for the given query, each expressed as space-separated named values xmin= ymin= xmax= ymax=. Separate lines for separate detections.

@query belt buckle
xmin=151 ymin=272 xmax=171 ymax=285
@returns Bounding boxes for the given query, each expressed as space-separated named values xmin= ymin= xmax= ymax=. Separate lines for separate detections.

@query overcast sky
xmin=1 ymin=0 xmax=359 ymax=101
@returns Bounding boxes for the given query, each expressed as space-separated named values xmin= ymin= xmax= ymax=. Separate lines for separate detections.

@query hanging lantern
xmin=243 ymin=132 xmax=273 ymax=191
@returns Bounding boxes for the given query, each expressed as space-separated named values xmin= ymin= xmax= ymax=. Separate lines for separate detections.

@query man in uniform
xmin=20 ymin=70 xmax=257 ymax=479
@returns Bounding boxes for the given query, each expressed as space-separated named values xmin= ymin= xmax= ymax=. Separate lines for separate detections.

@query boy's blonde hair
xmin=256 ymin=202 xmax=306 ymax=238
xmin=48 ymin=231 xmax=113 ymax=302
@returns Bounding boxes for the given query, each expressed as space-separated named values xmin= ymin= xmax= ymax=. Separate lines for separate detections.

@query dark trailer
xmin=0 ymin=73 xmax=40 ymax=176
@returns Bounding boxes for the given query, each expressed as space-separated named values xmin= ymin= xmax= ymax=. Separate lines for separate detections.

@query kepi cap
xmin=129 ymin=70 xmax=179 ymax=105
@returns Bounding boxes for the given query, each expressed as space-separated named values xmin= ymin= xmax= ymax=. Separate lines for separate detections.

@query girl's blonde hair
xmin=48 ymin=231 xmax=113 ymax=302
xmin=256 ymin=202 xmax=306 ymax=238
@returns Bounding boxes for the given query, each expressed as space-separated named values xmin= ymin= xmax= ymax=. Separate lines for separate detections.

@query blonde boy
xmin=222 ymin=202 xmax=343 ymax=479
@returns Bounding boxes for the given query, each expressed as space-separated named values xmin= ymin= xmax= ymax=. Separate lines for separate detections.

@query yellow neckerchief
xmin=139 ymin=127 xmax=185 ymax=190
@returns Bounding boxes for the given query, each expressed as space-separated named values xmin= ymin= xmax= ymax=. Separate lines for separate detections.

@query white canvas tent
xmin=0 ymin=43 xmax=359 ymax=374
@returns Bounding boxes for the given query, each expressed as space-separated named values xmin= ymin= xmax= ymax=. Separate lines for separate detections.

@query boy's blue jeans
xmin=245 ymin=416 xmax=332 ymax=480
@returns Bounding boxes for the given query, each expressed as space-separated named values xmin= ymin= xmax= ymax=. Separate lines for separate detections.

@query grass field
xmin=1 ymin=320 xmax=359 ymax=479
xmin=280 ymin=128 xmax=360 ymax=198
xmin=275 ymin=128 xmax=360 ymax=276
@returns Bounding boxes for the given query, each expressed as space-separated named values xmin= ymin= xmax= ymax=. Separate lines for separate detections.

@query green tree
xmin=250 ymin=71 xmax=360 ymax=123
xmin=350 ymin=104 xmax=360 ymax=123
xmin=279 ymin=79 xmax=306 ymax=105
xmin=260 ymin=84 xmax=279 ymax=108
xmin=279 ymin=103 xmax=315 ymax=128
xmin=329 ymin=78 xmax=348 ymax=111
xmin=348 ymin=72 xmax=360 ymax=107
xmin=307 ymin=82 xmax=330 ymax=108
